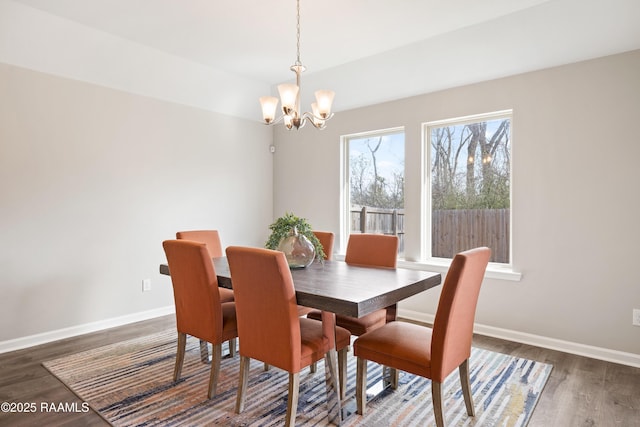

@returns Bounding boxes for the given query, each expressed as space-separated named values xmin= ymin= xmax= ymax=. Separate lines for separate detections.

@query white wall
xmin=0 ymin=63 xmax=274 ymax=343
xmin=273 ymin=50 xmax=640 ymax=360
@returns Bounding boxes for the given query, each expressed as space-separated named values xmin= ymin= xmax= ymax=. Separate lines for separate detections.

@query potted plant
xmin=265 ymin=212 xmax=326 ymax=265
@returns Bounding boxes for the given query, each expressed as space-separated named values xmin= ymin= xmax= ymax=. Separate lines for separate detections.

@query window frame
xmin=421 ymin=110 xmax=514 ymax=269
xmin=340 ymin=126 xmax=405 ymax=254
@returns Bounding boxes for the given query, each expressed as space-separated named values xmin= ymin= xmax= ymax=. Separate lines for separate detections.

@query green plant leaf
xmin=265 ymin=212 xmax=326 ymax=261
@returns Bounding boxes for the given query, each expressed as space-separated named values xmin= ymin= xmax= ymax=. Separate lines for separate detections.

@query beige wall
xmin=0 ymin=63 xmax=274 ymax=343
xmin=273 ymin=50 xmax=640 ymax=359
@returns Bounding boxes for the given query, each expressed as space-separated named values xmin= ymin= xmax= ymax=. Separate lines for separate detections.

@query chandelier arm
xmin=301 ymin=111 xmax=334 ymax=129
xmin=307 ymin=120 xmax=324 ymax=130
xmin=302 ymin=111 xmax=334 ymax=122
xmin=263 ymin=114 xmax=286 ymax=126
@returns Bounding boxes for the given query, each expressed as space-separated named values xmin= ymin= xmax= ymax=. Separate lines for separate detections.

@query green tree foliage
xmin=349 ymin=136 xmax=404 ymax=209
xmin=431 ymin=119 xmax=510 ymax=210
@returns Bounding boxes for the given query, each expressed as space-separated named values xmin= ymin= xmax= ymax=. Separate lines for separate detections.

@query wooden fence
xmin=431 ymin=209 xmax=509 ymax=263
xmin=350 ymin=206 xmax=510 ymax=263
xmin=350 ymin=206 xmax=405 ymax=255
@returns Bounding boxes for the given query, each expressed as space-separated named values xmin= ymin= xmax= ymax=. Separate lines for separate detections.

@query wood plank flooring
xmin=0 ymin=315 xmax=638 ymax=426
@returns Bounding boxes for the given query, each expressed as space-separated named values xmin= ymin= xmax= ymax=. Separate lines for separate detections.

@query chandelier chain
xmin=295 ymin=0 xmax=302 ymax=66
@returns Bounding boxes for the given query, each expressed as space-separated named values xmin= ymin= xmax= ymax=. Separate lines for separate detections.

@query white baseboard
xmin=0 ymin=306 xmax=175 ymax=354
xmin=399 ymin=309 xmax=640 ymax=369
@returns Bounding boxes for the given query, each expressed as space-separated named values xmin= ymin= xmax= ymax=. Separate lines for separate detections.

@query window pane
xmin=347 ymin=131 xmax=405 ymax=256
xmin=429 ymin=116 xmax=511 ymax=263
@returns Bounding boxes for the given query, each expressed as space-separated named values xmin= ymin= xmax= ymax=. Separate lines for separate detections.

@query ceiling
xmin=7 ymin=0 xmax=640 ymax=117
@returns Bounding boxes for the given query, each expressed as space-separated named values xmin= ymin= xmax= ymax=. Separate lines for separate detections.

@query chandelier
xmin=258 ymin=0 xmax=335 ymax=130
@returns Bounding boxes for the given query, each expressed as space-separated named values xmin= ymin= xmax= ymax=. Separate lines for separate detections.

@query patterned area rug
xmin=43 ymin=329 xmax=552 ymax=426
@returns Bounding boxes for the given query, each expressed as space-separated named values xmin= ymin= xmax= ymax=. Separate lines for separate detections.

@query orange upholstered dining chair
xmin=162 ymin=240 xmax=239 ymax=399
xmin=176 ymin=230 xmax=224 ymax=257
xmin=353 ymin=247 xmax=491 ymax=427
xmin=176 ymin=230 xmax=233 ymax=304
xmin=307 ymin=233 xmax=399 ymax=336
xmin=176 ymin=230 xmax=236 ymax=359
xmin=313 ymin=230 xmax=335 ymax=260
xmin=225 ymin=246 xmax=351 ymax=427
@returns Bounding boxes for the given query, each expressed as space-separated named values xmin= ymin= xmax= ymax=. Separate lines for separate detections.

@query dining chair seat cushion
xmin=354 ymin=321 xmax=433 ymax=379
xmin=307 ymin=310 xmax=387 ymax=337
xmin=299 ymin=318 xmax=351 ymax=369
xmin=219 ymin=287 xmax=235 ymax=304
xmin=218 ymin=302 xmax=239 ymax=342
xmin=297 ymin=306 xmax=314 ymax=317
xmin=335 ymin=311 xmax=386 ymax=336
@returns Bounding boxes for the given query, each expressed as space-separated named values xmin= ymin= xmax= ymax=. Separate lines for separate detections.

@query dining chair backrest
xmin=163 ymin=239 xmax=224 ymax=343
xmin=345 ymin=233 xmax=398 ymax=268
xmin=312 ymin=231 xmax=335 ymax=260
xmin=176 ymin=230 xmax=223 ymax=258
xmin=431 ymin=247 xmax=491 ymax=382
xmin=225 ymin=246 xmax=303 ymax=372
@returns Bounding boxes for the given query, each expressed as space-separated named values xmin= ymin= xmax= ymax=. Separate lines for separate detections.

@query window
xmin=423 ymin=111 xmax=511 ymax=264
xmin=341 ymin=128 xmax=405 ymax=256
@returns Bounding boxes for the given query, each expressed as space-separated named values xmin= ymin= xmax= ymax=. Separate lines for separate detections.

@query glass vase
xmin=277 ymin=227 xmax=316 ymax=268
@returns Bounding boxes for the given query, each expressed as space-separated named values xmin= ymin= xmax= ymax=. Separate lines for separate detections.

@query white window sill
xmin=333 ymin=255 xmax=522 ymax=282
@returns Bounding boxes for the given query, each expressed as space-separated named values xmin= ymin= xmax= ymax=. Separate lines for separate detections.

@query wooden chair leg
xmin=355 ymin=357 xmax=367 ymax=415
xmin=338 ymin=348 xmax=347 ymax=399
xmin=235 ymin=356 xmax=250 ymax=413
xmin=310 ymin=362 xmax=317 ymax=373
xmin=459 ymin=359 xmax=475 ymax=416
xmin=174 ymin=332 xmax=187 ymax=381
xmin=228 ymin=338 xmax=236 ymax=357
xmin=383 ymin=366 xmax=399 ymax=390
xmin=199 ymin=339 xmax=209 ymax=363
xmin=264 ymin=362 xmax=270 ymax=371
xmin=207 ymin=343 xmax=222 ymax=399
xmin=390 ymin=367 xmax=399 ymax=389
xmin=285 ymin=372 xmax=300 ymax=427
xmin=432 ymin=380 xmax=444 ymax=427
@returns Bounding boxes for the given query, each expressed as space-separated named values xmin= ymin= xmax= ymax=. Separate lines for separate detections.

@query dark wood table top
xmin=160 ymin=258 xmax=441 ymax=318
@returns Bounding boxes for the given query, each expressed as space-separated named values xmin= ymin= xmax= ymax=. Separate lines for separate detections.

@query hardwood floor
xmin=0 ymin=315 xmax=638 ymax=426
xmin=472 ymin=334 xmax=640 ymax=427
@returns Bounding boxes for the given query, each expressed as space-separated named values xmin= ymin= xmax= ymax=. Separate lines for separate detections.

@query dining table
xmin=159 ymin=257 xmax=441 ymax=425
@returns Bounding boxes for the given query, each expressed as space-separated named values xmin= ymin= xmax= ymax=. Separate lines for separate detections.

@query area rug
xmin=43 ymin=329 xmax=552 ymax=426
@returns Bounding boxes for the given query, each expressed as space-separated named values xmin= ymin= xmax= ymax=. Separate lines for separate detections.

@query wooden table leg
xmin=321 ymin=311 xmax=342 ymax=425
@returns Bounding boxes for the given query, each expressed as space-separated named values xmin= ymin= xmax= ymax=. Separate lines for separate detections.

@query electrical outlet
xmin=142 ymin=279 xmax=151 ymax=292
xmin=633 ymin=309 xmax=640 ymax=327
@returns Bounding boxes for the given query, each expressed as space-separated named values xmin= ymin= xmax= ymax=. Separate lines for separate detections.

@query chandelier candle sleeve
xmin=258 ymin=0 xmax=335 ymax=130
xmin=277 ymin=83 xmax=299 ymax=115
xmin=259 ymin=96 xmax=279 ymax=124
xmin=314 ymin=90 xmax=335 ymax=118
